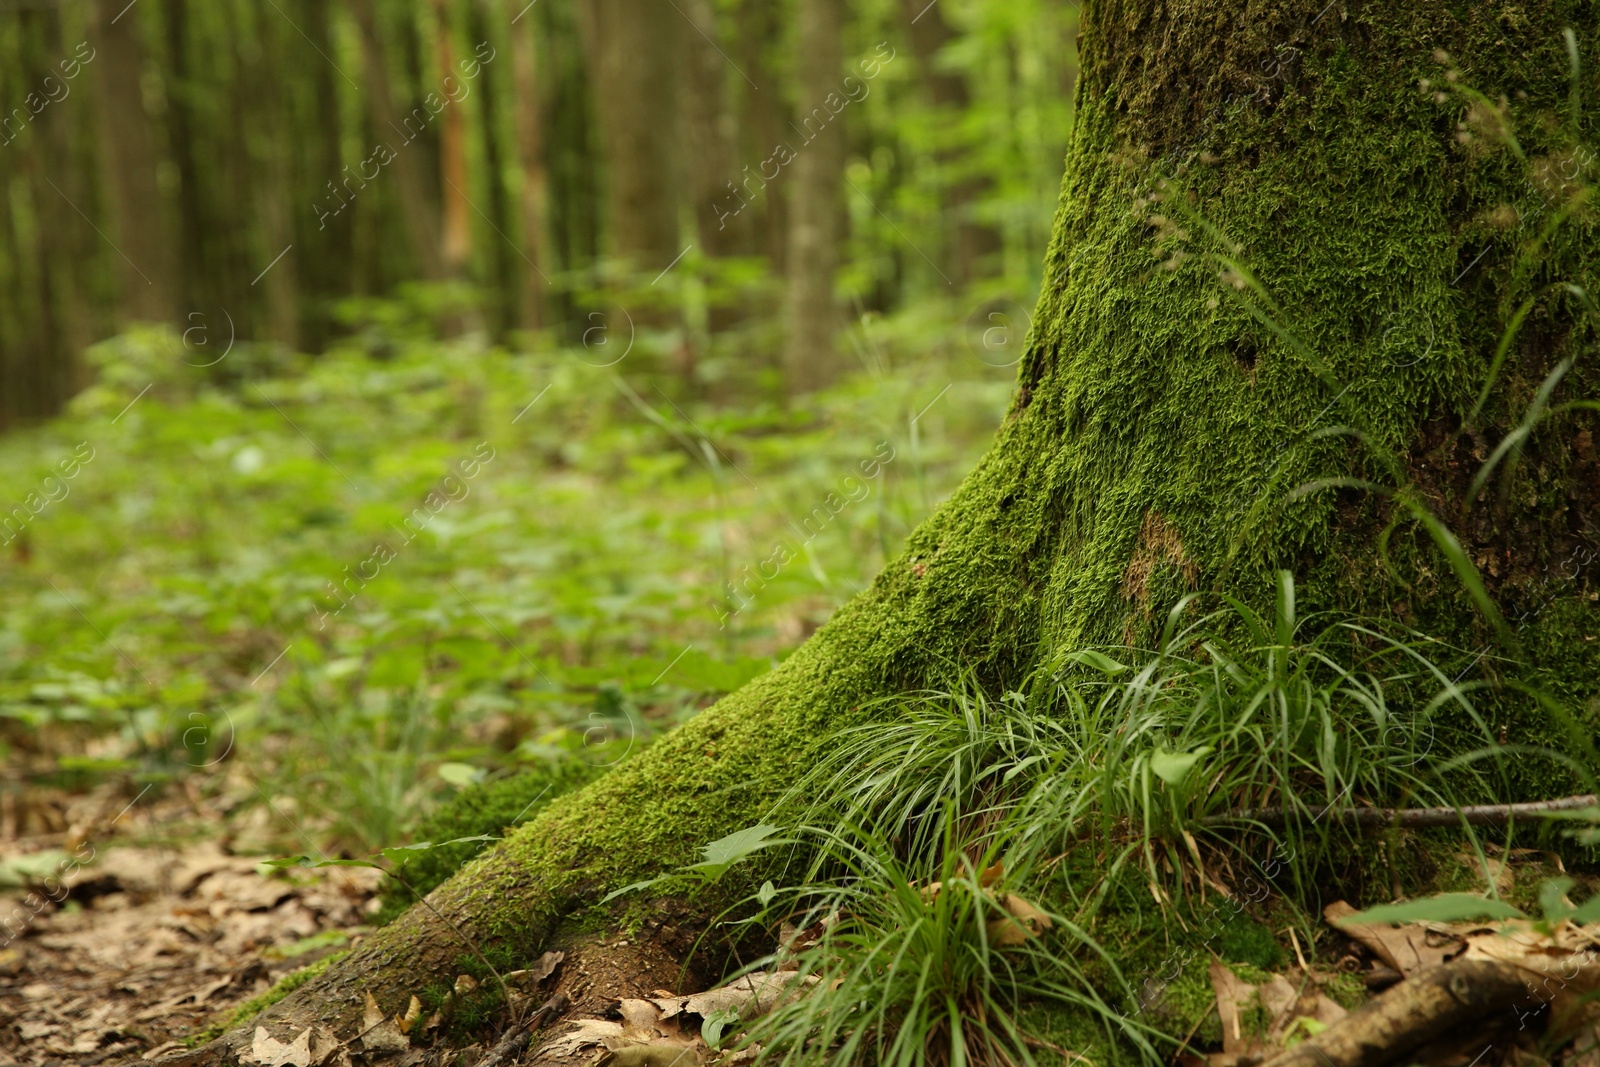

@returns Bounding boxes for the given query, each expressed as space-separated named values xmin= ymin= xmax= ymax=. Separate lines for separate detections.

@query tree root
xmin=1260 ymin=960 xmax=1538 ymax=1067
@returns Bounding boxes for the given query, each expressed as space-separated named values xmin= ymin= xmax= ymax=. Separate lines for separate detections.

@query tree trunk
xmin=896 ymin=0 xmax=1003 ymax=288
xmin=680 ymin=0 xmax=745 ymax=260
xmin=781 ymin=0 xmax=847 ymax=392
xmin=350 ymin=0 xmax=445 ymax=282
xmin=87 ymin=0 xmax=175 ymax=324
xmin=577 ymin=0 xmax=683 ymax=276
xmin=734 ymin=0 xmax=788 ymax=267
xmin=214 ymin=0 xmax=1600 ymax=1052
xmin=508 ymin=1 xmax=548 ymax=333
xmin=433 ymin=0 xmax=472 ymax=279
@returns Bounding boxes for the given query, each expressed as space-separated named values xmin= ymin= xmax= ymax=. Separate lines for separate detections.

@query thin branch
xmin=1203 ymin=793 xmax=1598 ymax=829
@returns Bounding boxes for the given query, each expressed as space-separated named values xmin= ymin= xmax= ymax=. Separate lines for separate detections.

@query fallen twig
xmin=1260 ymin=959 xmax=1534 ymax=1067
xmin=1203 ymin=793 xmax=1598 ymax=829
xmin=477 ymin=992 xmax=569 ymax=1067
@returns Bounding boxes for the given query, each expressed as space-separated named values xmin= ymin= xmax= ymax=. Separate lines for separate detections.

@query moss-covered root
xmin=199 ymin=0 xmax=1600 ymax=1056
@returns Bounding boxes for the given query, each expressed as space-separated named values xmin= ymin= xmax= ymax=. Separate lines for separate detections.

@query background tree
xmin=783 ymin=0 xmax=848 ymax=391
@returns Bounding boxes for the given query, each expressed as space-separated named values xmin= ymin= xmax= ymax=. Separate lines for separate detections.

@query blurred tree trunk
xmin=782 ymin=0 xmax=846 ymax=391
xmin=507 ymin=3 xmax=548 ymax=332
xmin=897 ymin=0 xmax=1002 ymax=288
xmin=244 ymin=4 xmax=298 ymax=348
xmin=159 ymin=0 xmax=211 ymax=314
xmin=2 ymin=6 xmax=86 ymax=428
xmin=469 ymin=1 xmax=518 ymax=339
xmin=295 ymin=0 xmax=351 ymax=352
xmin=87 ymin=0 xmax=175 ymax=324
xmin=350 ymin=0 xmax=444 ymax=281
xmin=734 ymin=0 xmax=787 ymax=266
xmin=681 ymin=0 xmax=744 ymax=260
xmin=433 ymin=0 xmax=472 ymax=278
xmin=577 ymin=0 xmax=682 ymax=276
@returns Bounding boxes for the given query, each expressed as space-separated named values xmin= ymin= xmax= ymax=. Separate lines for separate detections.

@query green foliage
xmin=0 ymin=329 xmax=1005 ymax=859
xmin=735 ymin=811 xmax=1158 ymax=1067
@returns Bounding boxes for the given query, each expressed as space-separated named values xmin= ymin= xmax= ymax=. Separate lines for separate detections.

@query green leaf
xmin=1539 ymin=877 xmax=1577 ymax=923
xmin=600 ymin=877 xmax=663 ymax=904
xmin=375 ymin=835 xmax=499 ymax=868
xmin=436 ymin=761 xmax=482 ymax=788
xmin=702 ymin=1008 xmax=740 ymax=1050
xmin=685 ymin=824 xmax=793 ymax=882
xmin=1567 ymin=893 xmax=1600 ymax=925
xmin=758 ymin=880 xmax=776 ymax=906
xmin=1060 ymin=649 xmax=1127 ymax=675
xmin=1150 ymin=745 xmax=1211 ymax=787
xmin=1343 ymin=893 xmax=1526 ymax=925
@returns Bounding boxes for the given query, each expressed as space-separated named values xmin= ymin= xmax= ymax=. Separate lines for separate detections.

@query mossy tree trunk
xmin=231 ymin=0 xmax=1600 ymax=1050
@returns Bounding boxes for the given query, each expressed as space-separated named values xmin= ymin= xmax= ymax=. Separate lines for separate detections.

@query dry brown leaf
xmin=399 ymin=995 xmax=422 ymax=1034
xmin=531 ymin=949 xmax=565 ymax=983
xmin=537 ymin=1018 xmax=625 ymax=1058
xmin=358 ymin=990 xmax=410 ymax=1053
xmin=987 ymin=892 xmax=1053 ymax=946
xmin=246 ymin=1026 xmax=312 ymax=1067
xmin=1208 ymin=962 xmax=1257 ymax=1056
xmin=597 ymin=1046 xmax=702 ymax=1067
xmin=1324 ymin=900 xmax=1464 ymax=976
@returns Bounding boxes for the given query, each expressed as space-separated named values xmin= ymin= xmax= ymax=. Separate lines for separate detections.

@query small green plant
xmin=787 ymin=573 xmax=1523 ymax=915
xmin=735 ymin=812 xmax=1160 ymax=1067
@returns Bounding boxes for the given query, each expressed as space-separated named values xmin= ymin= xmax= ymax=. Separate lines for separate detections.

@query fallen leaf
xmin=358 ymin=990 xmax=410 ymax=1053
xmin=531 ymin=949 xmax=564 ymax=983
xmin=598 ymin=1046 xmax=701 ymax=1067
xmin=537 ymin=1018 xmax=625 ymax=1058
xmin=246 ymin=1026 xmax=312 ymax=1067
xmin=400 ymin=995 xmax=422 ymax=1033
xmin=987 ymin=893 xmax=1053 ymax=946
xmin=1324 ymin=900 xmax=1464 ymax=976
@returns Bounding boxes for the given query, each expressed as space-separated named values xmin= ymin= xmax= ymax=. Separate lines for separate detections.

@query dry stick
xmin=1201 ymin=793 xmax=1598 ymax=829
xmin=477 ymin=992 xmax=569 ymax=1067
xmin=1261 ymin=960 xmax=1536 ymax=1067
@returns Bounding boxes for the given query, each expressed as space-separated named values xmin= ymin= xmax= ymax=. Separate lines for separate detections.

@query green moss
xmin=374 ymin=758 xmax=605 ymax=924
xmin=1218 ymin=917 xmax=1285 ymax=972
xmin=188 ymin=950 xmax=348 ymax=1046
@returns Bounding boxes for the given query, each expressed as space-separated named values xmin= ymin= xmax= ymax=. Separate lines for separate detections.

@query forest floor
xmin=0 ymin=783 xmax=377 ymax=1067
xmin=0 ymin=309 xmax=1011 ymax=1062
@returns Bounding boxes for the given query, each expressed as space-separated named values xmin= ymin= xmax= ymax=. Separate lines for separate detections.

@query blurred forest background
xmin=0 ymin=0 xmax=1077 ymax=425
xmin=0 ymin=0 xmax=1077 ymax=858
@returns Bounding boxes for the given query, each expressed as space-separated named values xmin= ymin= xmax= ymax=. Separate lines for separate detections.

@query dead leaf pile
xmin=0 ymin=841 xmax=380 ymax=1066
xmin=1203 ymin=962 xmax=1349 ymax=1067
xmin=536 ymin=971 xmax=818 ymax=1065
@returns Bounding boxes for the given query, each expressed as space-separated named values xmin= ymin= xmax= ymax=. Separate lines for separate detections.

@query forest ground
xmin=0 ymin=294 xmax=1012 ymax=1064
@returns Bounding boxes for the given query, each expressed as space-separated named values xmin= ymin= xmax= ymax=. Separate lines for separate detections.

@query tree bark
xmin=215 ymin=0 xmax=1600 ymax=1053
xmin=577 ymin=0 xmax=683 ymax=276
xmin=781 ymin=0 xmax=847 ymax=392
xmin=87 ymin=0 xmax=176 ymax=324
